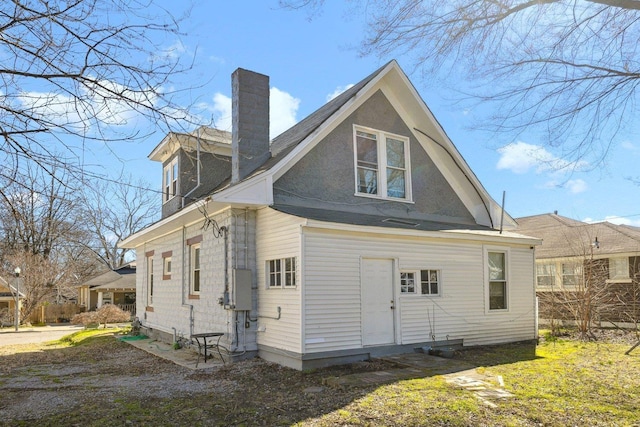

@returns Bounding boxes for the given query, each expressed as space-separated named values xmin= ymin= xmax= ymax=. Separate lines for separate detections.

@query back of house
xmin=120 ymin=61 xmax=541 ymax=370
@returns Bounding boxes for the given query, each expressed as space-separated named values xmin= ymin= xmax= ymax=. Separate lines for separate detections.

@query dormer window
xmin=163 ymin=158 xmax=178 ymax=203
xmin=353 ymin=125 xmax=411 ymax=201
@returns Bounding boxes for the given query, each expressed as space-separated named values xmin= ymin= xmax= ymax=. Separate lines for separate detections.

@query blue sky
xmin=87 ymin=1 xmax=640 ymax=226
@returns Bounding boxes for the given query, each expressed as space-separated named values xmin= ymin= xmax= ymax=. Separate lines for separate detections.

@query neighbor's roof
xmin=83 ymin=264 xmax=136 ymax=291
xmin=516 ymin=213 xmax=640 ymax=259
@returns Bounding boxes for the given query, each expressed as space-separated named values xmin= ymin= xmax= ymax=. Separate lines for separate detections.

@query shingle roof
xmin=516 ymin=213 xmax=640 ymax=259
xmin=84 ymin=264 xmax=136 ymax=290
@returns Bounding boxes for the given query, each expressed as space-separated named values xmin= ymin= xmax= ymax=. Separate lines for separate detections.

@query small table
xmin=191 ymin=332 xmax=225 ymax=367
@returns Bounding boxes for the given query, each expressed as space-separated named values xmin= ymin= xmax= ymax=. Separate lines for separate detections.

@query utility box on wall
xmin=231 ymin=269 xmax=252 ymax=311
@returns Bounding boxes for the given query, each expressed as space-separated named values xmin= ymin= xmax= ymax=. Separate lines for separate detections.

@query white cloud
xmin=621 ymin=140 xmax=638 ymax=151
xmin=152 ymin=40 xmax=188 ymax=62
xmin=209 ymin=87 xmax=300 ymax=139
xmin=602 ymin=216 xmax=640 ymax=227
xmin=326 ymin=84 xmax=354 ymax=102
xmin=270 ymin=87 xmax=300 ymax=137
xmin=496 ymin=141 xmax=585 ymax=174
xmin=211 ymin=93 xmax=232 ymax=131
xmin=566 ymin=179 xmax=588 ymax=194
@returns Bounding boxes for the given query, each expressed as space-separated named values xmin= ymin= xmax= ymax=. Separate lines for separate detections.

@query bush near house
xmin=71 ymin=304 xmax=131 ymax=329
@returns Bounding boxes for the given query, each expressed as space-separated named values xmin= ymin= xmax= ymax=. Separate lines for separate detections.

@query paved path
xmin=0 ymin=324 xmax=84 ymax=346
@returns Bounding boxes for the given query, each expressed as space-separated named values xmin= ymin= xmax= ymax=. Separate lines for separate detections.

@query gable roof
xmin=516 ymin=213 xmax=640 ymax=259
xmin=121 ymin=61 xmax=521 ymax=248
xmin=83 ymin=264 xmax=136 ymax=291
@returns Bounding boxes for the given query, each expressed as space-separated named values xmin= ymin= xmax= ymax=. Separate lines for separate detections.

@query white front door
xmin=361 ymin=258 xmax=395 ymax=346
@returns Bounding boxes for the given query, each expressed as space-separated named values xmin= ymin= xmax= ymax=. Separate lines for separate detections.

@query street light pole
xmin=14 ymin=266 xmax=21 ymax=332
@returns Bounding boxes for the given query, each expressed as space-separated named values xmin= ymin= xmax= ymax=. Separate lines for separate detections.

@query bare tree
xmin=80 ymin=175 xmax=158 ymax=269
xmin=283 ymin=0 xmax=640 ymax=166
xmin=0 ymin=0 xmax=194 ymax=189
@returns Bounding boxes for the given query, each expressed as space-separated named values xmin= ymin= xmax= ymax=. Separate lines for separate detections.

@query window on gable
xmin=267 ymin=257 xmax=296 ymax=288
xmin=488 ymin=251 xmax=508 ymax=310
xmin=354 ymin=126 xmax=410 ymax=200
xmin=163 ymin=158 xmax=178 ymax=203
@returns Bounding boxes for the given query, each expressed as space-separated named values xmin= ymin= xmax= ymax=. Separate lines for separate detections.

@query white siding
xmin=302 ymin=228 xmax=536 ymax=353
xmin=255 ymin=208 xmax=305 ymax=353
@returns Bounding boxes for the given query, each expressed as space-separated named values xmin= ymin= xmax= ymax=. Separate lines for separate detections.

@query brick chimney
xmin=231 ymin=68 xmax=270 ymax=183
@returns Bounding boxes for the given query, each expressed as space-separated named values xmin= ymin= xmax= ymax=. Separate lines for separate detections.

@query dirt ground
xmin=1 ymin=329 xmax=638 ymax=426
xmin=0 ymin=335 xmax=395 ymax=426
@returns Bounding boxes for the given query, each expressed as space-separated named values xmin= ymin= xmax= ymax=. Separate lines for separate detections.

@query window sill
xmin=606 ymin=278 xmax=632 ymax=284
xmin=163 ymin=275 xmax=171 ymax=280
xmin=188 ymin=294 xmax=200 ymax=300
xmin=145 ymin=306 xmax=154 ymax=312
xmin=354 ymin=192 xmax=414 ymax=204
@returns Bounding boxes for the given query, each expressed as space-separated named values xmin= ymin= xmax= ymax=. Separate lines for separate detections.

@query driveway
xmin=0 ymin=324 xmax=84 ymax=346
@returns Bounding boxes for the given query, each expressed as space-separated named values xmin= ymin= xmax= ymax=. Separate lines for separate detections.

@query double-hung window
xmin=609 ymin=257 xmax=630 ymax=281
xmin=488 ymin=251 xmax=508 ymax=310
xmin=191 ymin=243 xmax=201 ymax=294
xmin=267 ymin=257 xmax=296 ymax=288
xmin=163 ymin=158 xmax=178 ymax=203
xmin=536 ymin=263 xmax=556 ymax=287
xmin=562 ymin=263 xmax=582 ymax=288
xmin=354 ymin=126 xmax=411 ymax=200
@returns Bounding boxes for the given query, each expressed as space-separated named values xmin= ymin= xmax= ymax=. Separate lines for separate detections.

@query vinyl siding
xmin=255 ymin=208 xmax=305 ymax=353
xmin=302 ymin=227 xmax=536 ymax=353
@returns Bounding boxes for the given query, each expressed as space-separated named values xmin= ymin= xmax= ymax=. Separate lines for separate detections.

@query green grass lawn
xmin=307 ymin=337 xmax=640 ymax=426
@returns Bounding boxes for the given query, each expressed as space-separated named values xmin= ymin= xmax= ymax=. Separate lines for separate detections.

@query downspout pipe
xmin=182 ymin=128 xmax=202 ymax=208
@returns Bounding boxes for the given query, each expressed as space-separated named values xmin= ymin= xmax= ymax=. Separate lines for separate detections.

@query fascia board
xmin=118 ymin=201 xmax=230 ymax=248
xmin=380 ymin=69 xmax=516 ymax=229
xmin=302 ymin=219 xmax=542 ymax=246
xmin=270 ymin=62 xmax=397 ymax=182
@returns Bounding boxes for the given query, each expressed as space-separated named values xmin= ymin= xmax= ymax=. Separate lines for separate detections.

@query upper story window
xmin=354 ymin=126 xmax=411 ymax=201
xmin=163 ymin=158 xmax=178 ymax=203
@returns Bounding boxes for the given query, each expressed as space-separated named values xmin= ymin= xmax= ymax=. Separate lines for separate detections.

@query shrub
xmin=71 ymin=304 xmax=131 ymax=328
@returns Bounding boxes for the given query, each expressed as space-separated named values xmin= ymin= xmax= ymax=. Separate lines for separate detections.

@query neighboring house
xmin=0 ymin=276 xmax=23 ymax=326
xmin=78 ymin=263 xmax=137 ymax=315
xmin=120 ymin=61 xmax=541 ymax=370
xmin=516 ymin=213 xmax=640 ymax=325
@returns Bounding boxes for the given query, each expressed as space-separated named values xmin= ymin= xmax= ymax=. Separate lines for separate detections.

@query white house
xmin=120 ymin=61 xmax=540 ymax=370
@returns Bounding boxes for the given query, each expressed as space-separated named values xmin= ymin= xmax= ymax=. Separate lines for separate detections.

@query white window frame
xmin=353 ymin=125 xmax=412 ymax=202
xmin=267 ymin=257 xmax=297 ymax=289
xmin=190 ymin=243 xmax=201 ymax=295
xmin=485 ymin=248 xmax=509 ymax=312
xmin=163 ymin=157 xmax=178 ymax=203
xmin=400 ymin=269 xmax=441 ymax=296
xmin=147 ymin=256 xmax=154 ymax=306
